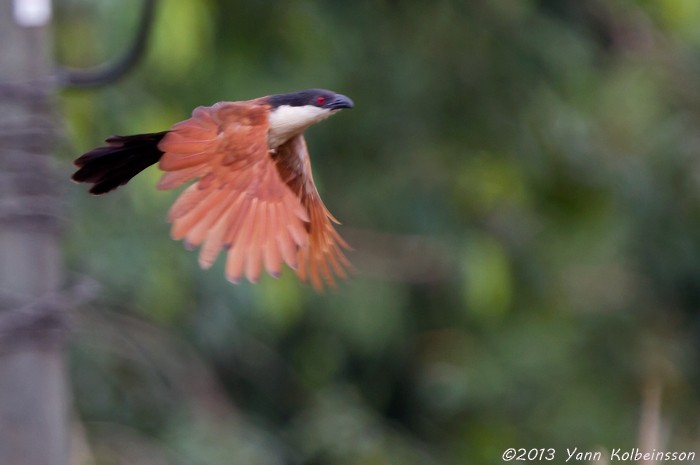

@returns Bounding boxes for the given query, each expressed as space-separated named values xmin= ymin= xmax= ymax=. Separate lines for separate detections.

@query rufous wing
xmin=156 ymin=101 xmax=349 ymax=289
xmin=272 ymin=135 xmax=351 ymax=290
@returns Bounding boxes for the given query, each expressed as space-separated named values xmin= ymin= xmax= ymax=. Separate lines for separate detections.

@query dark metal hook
xmin=57 ymin=0 xmax=157 ymax=89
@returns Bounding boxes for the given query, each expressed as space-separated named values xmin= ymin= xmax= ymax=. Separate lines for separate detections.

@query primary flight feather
xmin=72 ymin=89 xmax=354 ymax=290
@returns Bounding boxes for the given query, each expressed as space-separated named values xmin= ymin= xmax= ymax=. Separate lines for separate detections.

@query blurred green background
xmin=55 ymin=0 xmax=700 ymax=463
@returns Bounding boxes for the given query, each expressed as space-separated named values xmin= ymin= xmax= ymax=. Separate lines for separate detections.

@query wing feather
xmin=198 ymin=207 xmax=229 ymax=269
xmin=273 ymin=135 xmax=350 ymax=290
xmin=183 ymin=188 xmax=231 ymax=247
xmin=221 ymin=193 xmax=251 ymax=249
xmin=196 ymin=189 xmax=240 ymax=268
xmin=245 ymin=200 xmax=265 ymax=282
xmin=157 ymin=165 xmax=209 ymax=190
xmin=264 ymin=204 xmax=282 ymax=277
xmin=168 ymin=182 xmax=212 ymax=221
xmin=157 ymin=101 xmax=349 ymax=289
xmin=274 ymin=203 xmax=299 ymax=270
xmin=232 ymin=198 xmax=259 ymax=282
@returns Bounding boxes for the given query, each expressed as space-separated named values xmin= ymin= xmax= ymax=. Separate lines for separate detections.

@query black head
xmin=268 ymin=89 xmax=354 ymax=110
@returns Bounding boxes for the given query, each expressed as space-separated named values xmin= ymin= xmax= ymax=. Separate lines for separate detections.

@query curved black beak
xmin=325 ymin=94 xmax=354 ymax=110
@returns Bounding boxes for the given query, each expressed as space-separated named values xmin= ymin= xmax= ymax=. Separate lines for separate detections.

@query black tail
xmin=72 ymin=131 xmax=168 ymax=195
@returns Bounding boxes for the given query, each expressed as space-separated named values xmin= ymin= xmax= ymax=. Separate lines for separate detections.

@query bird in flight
xmin=72 ymin=89 xmax=354 ymax=290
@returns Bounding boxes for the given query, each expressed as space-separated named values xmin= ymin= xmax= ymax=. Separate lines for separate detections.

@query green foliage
xmin=57 ymin=0 xmax=700 ymax=463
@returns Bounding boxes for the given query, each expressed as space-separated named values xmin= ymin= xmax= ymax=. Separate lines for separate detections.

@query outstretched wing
xmin=157 ymin=101 xmax=349 ymax=289
xmin=273 ymin=135 xmax=351 ymax=290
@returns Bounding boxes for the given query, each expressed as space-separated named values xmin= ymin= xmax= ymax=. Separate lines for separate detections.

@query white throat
xmin=267 ymin=105 xmax=334 ymax=148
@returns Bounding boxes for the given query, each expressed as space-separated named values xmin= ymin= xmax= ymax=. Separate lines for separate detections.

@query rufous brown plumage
xmin=72 ymin=89 xmax=354 ymax=290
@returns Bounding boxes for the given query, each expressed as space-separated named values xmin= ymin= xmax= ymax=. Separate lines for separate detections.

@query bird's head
xmin=266 ymin=89 xmax=354 ymax=148
xmin=268 ymin=89 xmax=354 ymax=111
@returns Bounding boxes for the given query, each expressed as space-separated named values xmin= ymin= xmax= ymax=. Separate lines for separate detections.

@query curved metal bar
xmin=57 ymin=0 xmax=157 ymax=89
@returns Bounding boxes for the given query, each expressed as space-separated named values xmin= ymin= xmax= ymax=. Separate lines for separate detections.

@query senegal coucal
xmin=72 ymin=89 xmax=354 ymax=290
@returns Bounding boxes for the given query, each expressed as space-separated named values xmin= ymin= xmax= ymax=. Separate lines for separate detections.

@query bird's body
xmin=72 ymin=89 xmax=354 ymax=290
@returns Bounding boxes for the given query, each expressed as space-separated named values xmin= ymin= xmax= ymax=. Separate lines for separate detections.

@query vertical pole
xmin=0 ymin=1 xmax=68 ymax=464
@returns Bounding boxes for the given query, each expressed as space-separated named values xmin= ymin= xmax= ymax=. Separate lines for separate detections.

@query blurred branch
xmin=57 ymin=0 xmax=157 ymax=89
xmin=0 ymin=278 xmax=99 ymax=351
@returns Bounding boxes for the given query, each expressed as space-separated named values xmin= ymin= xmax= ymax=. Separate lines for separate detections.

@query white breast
xmin=267 ymin=105 xmax=334 ymax=148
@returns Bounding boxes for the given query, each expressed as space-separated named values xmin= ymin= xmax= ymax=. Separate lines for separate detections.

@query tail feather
xmin=72 ymin=131 xmax=168 ymax=195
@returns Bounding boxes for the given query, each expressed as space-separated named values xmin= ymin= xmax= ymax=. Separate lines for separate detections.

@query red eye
xmin=316 ymin=96 xmax=326 ymax=105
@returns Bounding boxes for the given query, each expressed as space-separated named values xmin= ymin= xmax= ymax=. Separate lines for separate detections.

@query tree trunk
xmin=0 ymin=1 xmax=68 ymax=464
